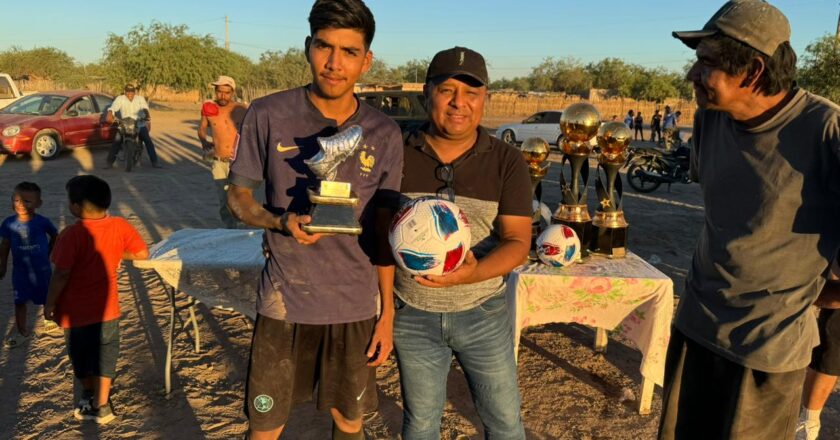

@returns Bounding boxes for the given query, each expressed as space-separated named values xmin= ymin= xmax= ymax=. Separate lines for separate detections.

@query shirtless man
xmin=197 ymin=75 xmax=248 ymax=228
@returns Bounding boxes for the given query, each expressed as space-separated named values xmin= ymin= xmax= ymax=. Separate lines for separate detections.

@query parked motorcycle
xmin=115 ymin=116 xmax=145 ymax=172
xmin=624 ymin=142 xmax=692 ymax=193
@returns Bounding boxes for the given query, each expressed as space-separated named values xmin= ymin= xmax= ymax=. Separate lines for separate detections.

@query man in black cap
xmin=391 ymin=46 xmax=531 ymax=439
xmin=661 ymin=1 xmax=840 ymax=439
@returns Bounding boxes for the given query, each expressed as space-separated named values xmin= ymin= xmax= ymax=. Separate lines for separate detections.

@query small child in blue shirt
xmin=0 ymin=182 xmax=58 ymax=348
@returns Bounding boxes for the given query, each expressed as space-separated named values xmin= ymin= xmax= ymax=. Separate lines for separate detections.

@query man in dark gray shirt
xmin=661 ymin=1 xmax=840 ymax=439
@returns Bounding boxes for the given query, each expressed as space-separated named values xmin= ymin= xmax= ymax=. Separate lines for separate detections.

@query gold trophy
xmin=520 ymin=137 xmax=551 ymax=250
xmin=553 ymin=102 xmax=601 ymax=257
xmin=591 ymin=121 xmax=631 ymax=257
xmin=301 ymin=125 xmax=364 ymax=235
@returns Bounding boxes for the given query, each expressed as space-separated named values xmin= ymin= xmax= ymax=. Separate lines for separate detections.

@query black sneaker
xmin=72 ymin=393 xmax=93 ymax=420
xmin=79 ymin=401 xmax=115 ymax=425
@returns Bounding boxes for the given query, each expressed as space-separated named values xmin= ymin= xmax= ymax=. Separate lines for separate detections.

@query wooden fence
xmin=485 ymin=92 xmax=695 ymax=124
xmin=17 ymin=79 xmax=695 ymax=122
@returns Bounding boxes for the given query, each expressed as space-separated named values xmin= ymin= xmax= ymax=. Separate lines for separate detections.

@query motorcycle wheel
xmin=626 ymin=162 xmax=662 ymax=193
xmin=124 ymin=140 xmax=136 ymax=172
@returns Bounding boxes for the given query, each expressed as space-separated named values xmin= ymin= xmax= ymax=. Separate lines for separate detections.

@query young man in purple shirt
xmin=226 ymin=1 xmax=403 ymax=439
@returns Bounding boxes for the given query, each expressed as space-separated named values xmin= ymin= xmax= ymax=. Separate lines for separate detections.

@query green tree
xmin=631 ymin=68 xmax=680 ymax=101
xmin=252 ymin=48 xmax=310 ymax=90
xmin=586 ymin=58 xmax=639 ymax=97
xmin=0 ymin=46 xmax=80 ymax=82
xmin=361 ymin=58 xmax=399 ymax=83
xmin=103 ymin=22 xmax=255 ymax=94
xmin=528 ymin=57 xmax=592 ymax=94
xmin=798 ymin=34 xmax=840 ymax=104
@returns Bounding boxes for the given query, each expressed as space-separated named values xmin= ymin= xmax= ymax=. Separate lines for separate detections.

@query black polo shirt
xmin=394 ymin=124 xmax=532 ymax=312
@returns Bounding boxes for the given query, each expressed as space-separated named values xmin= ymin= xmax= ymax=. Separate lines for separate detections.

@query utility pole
xmin=836 ymin=4 xmax=839 ymax=40
xmin=225 ymin=15 xmax=230 ymax=51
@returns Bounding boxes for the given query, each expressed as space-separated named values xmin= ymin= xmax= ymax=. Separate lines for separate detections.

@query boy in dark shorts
xmin=0 ymin=182 xmax=58 ymax=348
xmin=227 ymin=1 xmax=403 ymax=439
xmin=44 ymin=175 xmax=148 ymax=425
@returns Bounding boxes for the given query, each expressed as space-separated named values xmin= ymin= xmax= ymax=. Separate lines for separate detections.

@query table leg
xmin=594 ymin=327 xmax=608 ymax=353
xmin=638 ymin=377 xmax=655 ymax=415
xmin=165 ymin=285 xmax=175 ymax=395
xmin=188 ymin=301 xmax=200 ymax=353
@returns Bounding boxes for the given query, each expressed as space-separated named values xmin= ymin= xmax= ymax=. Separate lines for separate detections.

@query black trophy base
xmin=590 ymin=225 xmax=628 ymax=258
xmin=552 ymin=218 xmax=593 ymax=258
xmin=301 ymin=203 xmax=362 ymax=235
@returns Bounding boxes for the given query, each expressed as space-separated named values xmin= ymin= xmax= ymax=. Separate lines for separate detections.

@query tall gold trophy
xmin=520 ymin=137 xmax=551 ymax=249
xmin=553 ymin=103 xmax=601 ymax=257
xmin=591 ymin=121 xmax=631 ymax=257
xmin=301 ymin=125 xmax=364 ymax=235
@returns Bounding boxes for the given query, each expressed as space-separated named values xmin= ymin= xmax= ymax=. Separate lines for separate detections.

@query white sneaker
xmin=796 ymin=418 xmax=821 ymax=440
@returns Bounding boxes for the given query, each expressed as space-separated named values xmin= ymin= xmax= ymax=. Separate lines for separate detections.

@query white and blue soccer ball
xmin=389 ymin=197 xmax=472 ymax=276
xmin=536 ymin=224 xmax=581 ymax=267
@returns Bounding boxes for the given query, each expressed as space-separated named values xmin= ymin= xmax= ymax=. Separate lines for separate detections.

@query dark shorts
xmin=810 ymin=308 xmax=840 ymax=375
xmin=244 ymin=314 xmax=377 ymax=432
xmin=64 ymin=319 xmax=121 ymax=380
xmin=658 ymin=328 xmax=803 ymax=440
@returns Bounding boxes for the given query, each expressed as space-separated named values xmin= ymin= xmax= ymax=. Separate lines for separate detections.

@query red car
xmin=0 ymin=90 xmax=118 ymax=159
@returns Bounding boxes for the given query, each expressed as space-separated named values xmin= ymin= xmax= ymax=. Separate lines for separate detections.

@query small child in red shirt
xmin=44 ymin=175 xmax=149 ymax=425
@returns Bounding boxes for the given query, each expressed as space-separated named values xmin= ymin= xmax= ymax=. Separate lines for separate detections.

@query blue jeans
xmin=393 ymin=292 xmax=525 ymax=440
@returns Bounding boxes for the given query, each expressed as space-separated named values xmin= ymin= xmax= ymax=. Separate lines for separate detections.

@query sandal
xmin=5 ymin=332 xmax=28 ymax=348
xmin=42 ymin=319 xmax=61 ymax=335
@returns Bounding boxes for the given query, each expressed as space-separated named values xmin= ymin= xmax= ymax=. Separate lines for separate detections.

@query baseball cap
xmin=124 ymin=84 xmax=136 ymax=92
xmin=211 ymin=75 xmax=236 ymax=90
xmin=672 ymin=0 xmax=790 ymax=56
xmin=425 ymin=46 xmax=489 ymax=87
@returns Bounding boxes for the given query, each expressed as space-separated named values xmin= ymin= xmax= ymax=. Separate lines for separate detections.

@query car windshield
xmin=1 ymin=95 xmax=68 ymax=116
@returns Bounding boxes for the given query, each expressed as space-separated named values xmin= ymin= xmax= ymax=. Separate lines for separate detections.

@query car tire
xmin=554 ymin=134 xmax=564 ymax=150
xmin=32 ymin=132 xmax=60 ymax=160
xmin=501 ymin=129 xmax=516 ymax=145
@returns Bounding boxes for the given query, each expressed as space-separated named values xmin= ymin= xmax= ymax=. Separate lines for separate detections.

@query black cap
xmin=672 ymin=0 xmax=790 ymax=57
xmin=425 ymin=46 xmax=488 ymax=86
xmin=124 ymin=84 xmax=136 ymax=92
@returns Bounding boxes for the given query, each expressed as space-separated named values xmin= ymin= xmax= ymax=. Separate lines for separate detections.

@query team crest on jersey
xmin=358 ymin=144 xmax=376 ymax=177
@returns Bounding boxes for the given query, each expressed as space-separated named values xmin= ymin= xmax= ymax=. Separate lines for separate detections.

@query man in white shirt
xmin=105 ymin=84 xmax=162 ymax=169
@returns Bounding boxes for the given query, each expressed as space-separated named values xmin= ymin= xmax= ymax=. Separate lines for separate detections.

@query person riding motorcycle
xmin=104 ymin=84 xmax=163 ymax=169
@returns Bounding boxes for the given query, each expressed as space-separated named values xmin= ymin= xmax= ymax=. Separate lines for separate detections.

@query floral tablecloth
xmin=506 ymin=252 xmax=674 ymax=386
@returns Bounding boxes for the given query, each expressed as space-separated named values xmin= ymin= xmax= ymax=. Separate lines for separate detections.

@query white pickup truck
xmin=0 ymin=73 xmax=25 ymax=109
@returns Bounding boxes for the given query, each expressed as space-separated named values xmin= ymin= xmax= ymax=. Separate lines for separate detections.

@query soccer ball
xmin=536 ymin=225 xmax=581 ymax=267
xmin=389 ymin=197 xmax=472 ymax=276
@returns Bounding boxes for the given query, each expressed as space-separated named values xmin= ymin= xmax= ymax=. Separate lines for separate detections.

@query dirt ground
xmin=1 ymin=104 xmax=838 ymax=440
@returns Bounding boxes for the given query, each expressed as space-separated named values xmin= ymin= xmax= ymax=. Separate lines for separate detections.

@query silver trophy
xmin=301 ymin=125 xmax=364 ymax=235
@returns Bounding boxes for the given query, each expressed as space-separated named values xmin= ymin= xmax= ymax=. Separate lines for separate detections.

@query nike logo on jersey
xmin=276 ymin=143 xmax=299 ymax=153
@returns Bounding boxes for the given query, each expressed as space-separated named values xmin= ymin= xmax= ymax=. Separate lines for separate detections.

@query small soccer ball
xmin=389 ymin=197 xmax=472 ymax=276
xmin=536 ymin=225 xmax=581 ymax=267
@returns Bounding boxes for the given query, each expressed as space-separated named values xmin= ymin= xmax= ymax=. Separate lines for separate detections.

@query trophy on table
xmin=301 ymin=125 xmax=364 ymax=235
xmin=552 ymin=102 xmax=601 ymax=258
xmin=591 ymin=121 xmax=631 ymax=257
xmin=520 ymin=137 xmax=551 ymax=250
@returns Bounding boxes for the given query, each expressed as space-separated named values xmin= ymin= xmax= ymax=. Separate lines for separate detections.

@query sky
xmin=1 ymin=0 xmax=837 ymax=80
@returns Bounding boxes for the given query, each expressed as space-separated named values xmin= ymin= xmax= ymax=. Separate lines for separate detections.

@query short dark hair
xmin=308 ymin=0 xmax=376 ymax=49
xmin=66 ymin=175 xmax=111 ymax=210
xmin=14 ymin=181 xmax=41 ymax=196
xmin=702 ymin=34 xmax=797 ymax=96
